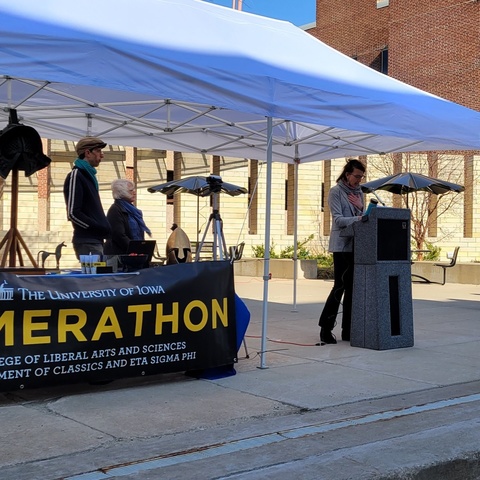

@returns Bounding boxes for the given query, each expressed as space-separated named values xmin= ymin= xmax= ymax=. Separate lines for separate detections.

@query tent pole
xmin=259 ymin=117 xmax=273 ymax=369
xmin=292 ymin=152 xmax=300 ymax=312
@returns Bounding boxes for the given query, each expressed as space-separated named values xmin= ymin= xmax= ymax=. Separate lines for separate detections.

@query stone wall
xmin=234 ymin=259 xmax=319 ymax=280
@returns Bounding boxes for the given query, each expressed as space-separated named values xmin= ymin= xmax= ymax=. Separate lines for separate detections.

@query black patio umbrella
xmin=148 ymin=175 xmax=247 ymax=197
xmin=361 ymin=172 xmax=464 ymax=208
xmin=148 ymin=175 xmax=247 ymax=245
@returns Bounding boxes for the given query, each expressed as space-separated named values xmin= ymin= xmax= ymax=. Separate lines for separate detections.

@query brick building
xmin=310 ymin=0 xmax=480 ymax=110
xmin=308 ymin=0 xmax=480 ymax=259
xmin=1 ymin=1 xmax=479 ymax=268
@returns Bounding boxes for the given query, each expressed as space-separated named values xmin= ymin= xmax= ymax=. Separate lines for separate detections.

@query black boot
xmin=320 ymin=328 xmax=337 ymax=344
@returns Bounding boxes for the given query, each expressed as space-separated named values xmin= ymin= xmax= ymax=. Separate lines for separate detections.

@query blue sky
xmin=203 ymin=0 xmax=316 ymax=27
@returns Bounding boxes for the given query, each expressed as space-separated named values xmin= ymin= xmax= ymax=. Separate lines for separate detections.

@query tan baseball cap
xmin=75 ymin=137 xmax=107 ymax=156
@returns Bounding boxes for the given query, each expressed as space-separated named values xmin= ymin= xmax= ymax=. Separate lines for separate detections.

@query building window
xmin=370 ymin=47 xmax=388 ymax=75
xmin=377 ymin=0 xmax=389 ymax=7
xmin=380 ymin=48 xmax=388 ymax=74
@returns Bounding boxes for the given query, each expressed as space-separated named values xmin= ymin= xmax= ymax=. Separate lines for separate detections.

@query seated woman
xmin=104 ymin=179 xmax=152 ymax=271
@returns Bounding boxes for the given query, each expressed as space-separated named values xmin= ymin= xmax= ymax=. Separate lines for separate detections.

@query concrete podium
xmin=345 ymin=207 xmax=414 ymax=350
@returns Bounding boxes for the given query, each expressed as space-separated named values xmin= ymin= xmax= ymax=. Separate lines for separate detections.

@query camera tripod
xmin=195 ymin=192 xmax=229 ymax=261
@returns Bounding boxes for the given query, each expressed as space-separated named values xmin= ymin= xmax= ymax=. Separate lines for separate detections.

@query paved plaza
xmin=1 ymin=276 xmax=479 ymax=479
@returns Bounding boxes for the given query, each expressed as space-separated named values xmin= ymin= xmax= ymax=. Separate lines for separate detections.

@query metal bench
xmin=434 ymin=246 xmax=460 ymax=285
xmin=191 ymin=241 xmax=245 ymax=262
xmin=412 ymin=246 xmax=460 ymax=285
xmin=191 ymin=241 xmax=215 ymax=261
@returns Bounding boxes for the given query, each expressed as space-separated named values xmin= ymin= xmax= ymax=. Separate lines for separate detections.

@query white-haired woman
xmin=104 ymin=179 xmax=151 ymax=260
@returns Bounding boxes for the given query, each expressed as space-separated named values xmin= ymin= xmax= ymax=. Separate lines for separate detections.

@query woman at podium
xmin=319 ymin=159 xmax=366 ymax=344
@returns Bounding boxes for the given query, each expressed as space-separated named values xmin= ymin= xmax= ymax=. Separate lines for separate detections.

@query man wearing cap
xmin=63 ymin=136 xmax=111 ymax=259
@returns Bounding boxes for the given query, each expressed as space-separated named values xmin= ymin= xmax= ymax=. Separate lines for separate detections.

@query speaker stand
xmin=0 ymin=168 xmax=39 ymax=268
xmin=195 ymin=192 xmax=229 ymax=261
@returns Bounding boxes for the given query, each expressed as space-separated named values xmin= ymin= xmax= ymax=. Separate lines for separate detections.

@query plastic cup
xmin=90 ymin=255 xmax=100 ymax=274
xmin=80 ymin=255 xmax=90 ymax=274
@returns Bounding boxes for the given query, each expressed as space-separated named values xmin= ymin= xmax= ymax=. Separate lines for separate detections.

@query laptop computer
xmin=126 ymin=240 xmax=157 ymax=264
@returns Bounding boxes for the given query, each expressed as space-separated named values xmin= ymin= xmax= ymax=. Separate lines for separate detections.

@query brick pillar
xmin=212 ymin=155 xmax=220 ymax=176
xmin=37 ymin=138 xmax=51 ymax=231
xmin=427 ymin=152 xmax=438 ymax=237
xmin=392 ymin=153 xmax=403 ymax=209
xmin=248 ymin=160 xmax=258 ymax=235
xmin=286 ymin=163 xmax=295 ymax=235
xmin=464 ymin=153 xmax=473 ymax=238
xmin=125 ymin=147 xmax=137 ymax=203
xmin=323 ymin=160 xmax=332 ymax=236
xmin=173 ymin=152 xmax=182 ymax=224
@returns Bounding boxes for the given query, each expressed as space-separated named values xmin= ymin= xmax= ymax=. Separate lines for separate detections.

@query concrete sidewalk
xmin=1 ymin=277 xmax=480 ymax=479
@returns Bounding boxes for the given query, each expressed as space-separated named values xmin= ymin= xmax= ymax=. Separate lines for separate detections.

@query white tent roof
xmin=1 ymin=0 xmax=479 ymax=162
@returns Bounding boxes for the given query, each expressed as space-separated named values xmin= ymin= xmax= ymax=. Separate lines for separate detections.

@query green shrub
xmin=251 ymin=235 xmax=334 ymax=267
xmin=423 ymin=242 xmax=441 ymax=261
xmin=279 ymin=234 xmax=314 ymax=259
xmin=411 ymin=241 xmax=441 ymax=261
xmin=316 ymin=253 xmax=333 ymax=267
xmin=251 ymin=242 xmax=278 ymax=258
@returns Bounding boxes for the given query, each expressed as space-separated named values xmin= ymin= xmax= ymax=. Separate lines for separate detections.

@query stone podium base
xmin=351 ymin=263 xmax=414 ymax=350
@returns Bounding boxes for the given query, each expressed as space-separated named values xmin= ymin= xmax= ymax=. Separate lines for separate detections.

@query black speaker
xmin=0 ymin=109 xmax=51 ymax=178
xmin=377 ymin=219 xmax=409 ymax=261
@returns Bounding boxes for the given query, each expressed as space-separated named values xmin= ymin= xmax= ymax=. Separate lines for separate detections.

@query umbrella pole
xmin=372 ymin=190 xmax=385 ymax=206
xmin=196 ymin=195 xmax=199 ymax=245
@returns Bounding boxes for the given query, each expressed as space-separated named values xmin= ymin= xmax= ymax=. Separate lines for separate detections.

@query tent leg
xmin=259 ymin=117 xmax=273 ymax=370
xmin=292 ymin=153 xmax=300 ymax=312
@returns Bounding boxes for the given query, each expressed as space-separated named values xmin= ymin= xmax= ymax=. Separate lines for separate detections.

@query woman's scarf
xmin=118 ymin=199 xmax=152 ymax=240
xmin=337 ymin=179 xmax=364 ymax=216
xmin=74 ymin=159 xmax=98 ymax=190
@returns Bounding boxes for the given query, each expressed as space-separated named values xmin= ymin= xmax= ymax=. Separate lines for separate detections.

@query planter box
xmin=233 ymin=258 xmax=318 ymax=279
xmin=235 ymin=260 xmax=480 ymax=284
xmin=411 ymin=261 xmax=480 ymax=285
xmin=317 ymin=266 xmax=334 ymax=280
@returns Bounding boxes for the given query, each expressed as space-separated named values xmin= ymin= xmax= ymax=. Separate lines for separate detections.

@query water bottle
xmin=364 ymin=198 xmax=378 ymax=216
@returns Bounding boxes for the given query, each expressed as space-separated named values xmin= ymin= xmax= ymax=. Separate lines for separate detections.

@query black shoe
xmin=320 ymin=329 xmax=337 ymax=344
xmin=341 ymin=330 xmax=350 ymax=342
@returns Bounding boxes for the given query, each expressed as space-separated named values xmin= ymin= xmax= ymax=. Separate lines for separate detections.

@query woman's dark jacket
xmin=103 ymin=200 xmax=132 ymax=254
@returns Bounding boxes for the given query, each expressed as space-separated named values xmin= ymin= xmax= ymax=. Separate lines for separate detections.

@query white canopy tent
xmin=1 ymin=0 xmax=480 ymax=367
xmin=2 ymin=0 xmax=480 ymax=156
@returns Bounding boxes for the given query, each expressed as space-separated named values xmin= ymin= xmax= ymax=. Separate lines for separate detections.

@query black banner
xmin=0 ymin=261 xmax=237 ymax=391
